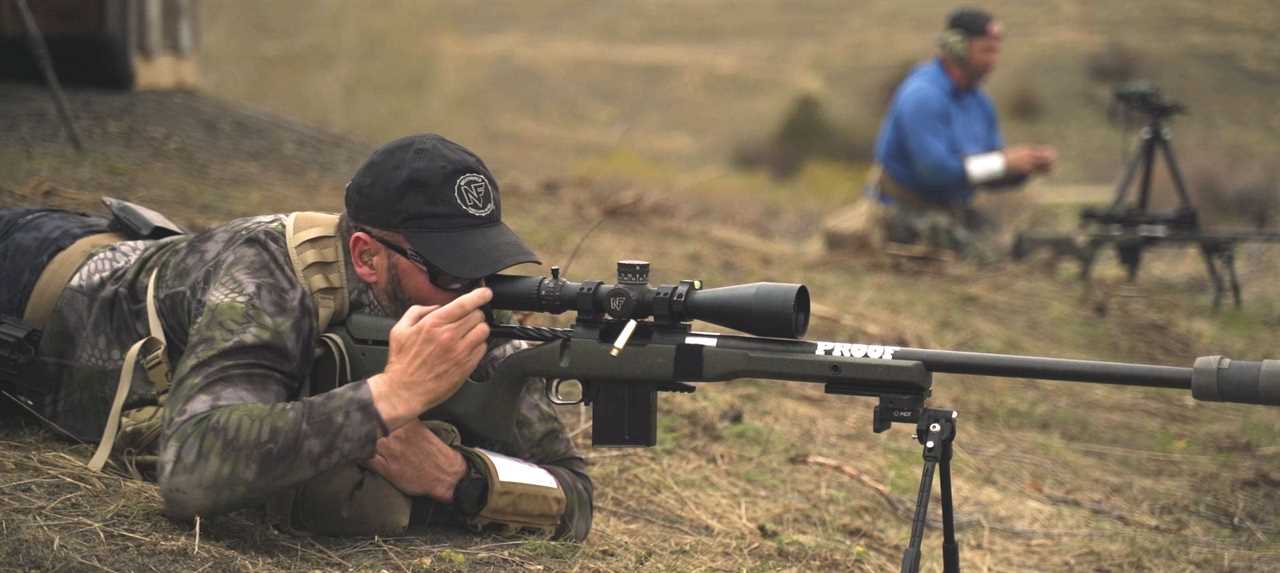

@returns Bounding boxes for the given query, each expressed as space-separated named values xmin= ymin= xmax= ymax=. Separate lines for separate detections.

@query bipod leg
xmin=1225 ymin=249 xmax=1242 ymax=308
xmin=1116 ymin=240 xmax=1143 ymax=282
xmin=1198 ymin=241 xmax=1227 ymax=310
xmin=940 ymin=438 xmax=959 ymax=572
xmin=900 ymin=454 xmax=936 ymax=573
xmin=900 ymin=409 xmax=960 ymax=573
xmin=1079 ymin=238 xmax=1103 ymax=283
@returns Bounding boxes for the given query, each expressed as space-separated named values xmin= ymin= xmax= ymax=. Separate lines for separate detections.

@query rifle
xmin=0 ymin=315 xmax=42 ymax=379
xmin=326 ymin=260 xmax=1278 ymax=573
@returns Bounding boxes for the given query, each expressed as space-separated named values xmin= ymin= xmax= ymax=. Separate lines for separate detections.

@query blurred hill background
xmin=200 ymin=0 xmax=1280 ymax=191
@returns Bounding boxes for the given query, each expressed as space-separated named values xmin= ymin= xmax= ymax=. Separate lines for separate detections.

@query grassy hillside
xmin=198 ymin=0 xmax=1280 ymax=188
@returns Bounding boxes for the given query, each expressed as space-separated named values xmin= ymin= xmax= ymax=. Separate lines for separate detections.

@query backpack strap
xmin=285 ymin=212 xmax=348 ymax=333
xmin=89 ymin=270 xmax=170 ymax=471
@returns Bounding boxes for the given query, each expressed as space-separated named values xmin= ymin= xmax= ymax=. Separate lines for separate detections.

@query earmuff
xmin=938 ymin=29 xmax=969 ymax=63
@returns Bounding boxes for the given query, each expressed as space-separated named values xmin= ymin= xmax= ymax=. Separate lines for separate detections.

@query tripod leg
xmin=901 ymin=460 xmax=936 ymax=573
xmin=1108 ymin=132 xmax=1150 ymax=211
xmin=1136 ymin=129 xmax=1160 ymax=212
xmin=1157 ymin=134 xmax=1195 ymax=210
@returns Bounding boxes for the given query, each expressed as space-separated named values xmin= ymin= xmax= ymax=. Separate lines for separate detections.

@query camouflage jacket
xmin=35 ymin=214 xmax=591 ymax=538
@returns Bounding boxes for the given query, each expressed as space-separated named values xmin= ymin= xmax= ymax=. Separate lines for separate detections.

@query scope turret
xmin=486 ymin=261 xmax=810 ymax=338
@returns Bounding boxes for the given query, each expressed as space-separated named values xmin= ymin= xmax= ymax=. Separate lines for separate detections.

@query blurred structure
xmin=0 ymin=0 xmax=198 ymax=89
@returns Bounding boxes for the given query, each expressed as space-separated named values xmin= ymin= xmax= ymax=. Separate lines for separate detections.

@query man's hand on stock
xmin=363 ymin=421 xmax=467 ymax=503
xmin=368 ymin=287 xmax=493 ymax=431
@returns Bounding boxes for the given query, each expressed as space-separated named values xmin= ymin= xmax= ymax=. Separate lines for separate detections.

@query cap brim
xmin=401 ymin=222 xmax=541 ymax=279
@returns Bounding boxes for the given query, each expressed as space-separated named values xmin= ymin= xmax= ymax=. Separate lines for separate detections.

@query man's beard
xmin=382 ymin=261 xmax=416 ymax=318
xmin=346 ymin=260 xmax=416 ymax=319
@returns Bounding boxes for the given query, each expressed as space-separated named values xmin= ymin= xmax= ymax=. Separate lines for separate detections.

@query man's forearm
xmin=158 ymin=380 xmax=383 ymax=519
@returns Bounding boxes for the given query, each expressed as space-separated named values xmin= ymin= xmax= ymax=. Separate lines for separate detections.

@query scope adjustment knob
xmin=616 ymin=260 xmax=650 ymax=285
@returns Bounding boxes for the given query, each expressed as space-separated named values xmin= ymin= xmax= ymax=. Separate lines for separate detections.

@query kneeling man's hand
xmin=363 ymin=421 xmax=467 ymax=503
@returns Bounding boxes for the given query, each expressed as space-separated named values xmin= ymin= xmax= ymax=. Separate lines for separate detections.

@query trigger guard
xmin=546 ymin=378 xmax=582 ymax=406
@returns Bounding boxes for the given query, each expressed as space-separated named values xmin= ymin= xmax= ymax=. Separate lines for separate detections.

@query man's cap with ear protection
xmin=938 ymin=7 xmax=995 ymax=61
xmin=938 ymin=29 xmax=969 ymax=61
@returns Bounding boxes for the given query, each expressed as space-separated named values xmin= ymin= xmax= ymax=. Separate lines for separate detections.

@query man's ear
xmin=349 ymin=232 xmax=381 ymax=284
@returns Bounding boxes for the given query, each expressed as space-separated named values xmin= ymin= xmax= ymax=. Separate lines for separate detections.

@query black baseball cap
xmin=945 ymin=7 xmax=995 ymax=38
xmin=344 ymin=134 xmax=540 ymax=279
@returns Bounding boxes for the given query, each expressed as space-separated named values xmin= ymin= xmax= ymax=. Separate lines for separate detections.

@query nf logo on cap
xmin=455 ymin=173 xmax=496 ymax=217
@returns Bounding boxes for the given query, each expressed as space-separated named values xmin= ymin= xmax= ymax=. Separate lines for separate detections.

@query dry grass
xmin=0 ymin=424 xmax=580 ymax=573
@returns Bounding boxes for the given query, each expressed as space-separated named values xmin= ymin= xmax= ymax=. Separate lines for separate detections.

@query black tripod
xmin=1079 ymin=103 xmax=1245 ymax=307
xmin=1099 ymin=113 xmax=1196 ymax=227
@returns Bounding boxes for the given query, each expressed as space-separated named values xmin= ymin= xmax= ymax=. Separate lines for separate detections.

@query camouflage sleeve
xmin=156 ymin=236 xmax=384 ymax=520
xmin=485 ymin=341 xmax=594 ymax=542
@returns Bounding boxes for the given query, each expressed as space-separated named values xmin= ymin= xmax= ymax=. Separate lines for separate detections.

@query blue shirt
xmin=873 ymin=59 xmax=1004 ymax=206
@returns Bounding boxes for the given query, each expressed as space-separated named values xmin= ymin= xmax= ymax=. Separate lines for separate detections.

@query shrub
xmin=1006 ymin=84 xmax=1046 ymax=122
xmin=1190 ymin=160 xmax=1278 ymax=230
xmin=731 ymin=94 xmax=870 ymax=179
xmin=1086 ymin=41 xmax=1143 ymax=85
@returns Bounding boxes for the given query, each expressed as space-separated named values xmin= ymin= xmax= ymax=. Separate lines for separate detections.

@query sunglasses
xmin=358 ymin=229 xmax=481 ymax=293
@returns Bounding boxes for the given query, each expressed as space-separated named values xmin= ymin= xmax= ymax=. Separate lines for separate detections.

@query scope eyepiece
xmin=485 ymin=262 xmax=810 ymax=338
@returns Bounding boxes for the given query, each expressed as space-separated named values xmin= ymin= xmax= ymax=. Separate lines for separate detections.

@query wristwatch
xmin=453 ymin=455 xmax=489 ymax=516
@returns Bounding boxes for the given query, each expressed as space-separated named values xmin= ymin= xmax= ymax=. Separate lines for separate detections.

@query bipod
xmin=900 ymin=408 xmax=959 ymax=573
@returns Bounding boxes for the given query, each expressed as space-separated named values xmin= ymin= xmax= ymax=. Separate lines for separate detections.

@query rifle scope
xmin=486 ymin=260 xmax=810 ymax=338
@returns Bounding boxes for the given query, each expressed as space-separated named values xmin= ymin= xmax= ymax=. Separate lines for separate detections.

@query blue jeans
xmin=0 ymin=208 xmax=110 ymax=319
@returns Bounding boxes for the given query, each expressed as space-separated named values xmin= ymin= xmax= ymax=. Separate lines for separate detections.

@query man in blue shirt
xmin=871 ymin=7 xmax=1056 ymax=256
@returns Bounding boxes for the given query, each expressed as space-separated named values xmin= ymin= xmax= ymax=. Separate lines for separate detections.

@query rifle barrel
xmin=704 ymin=334 xmax=1192 ymax=389
xmin=889 ymin=348 xmax=1190 ymax=389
